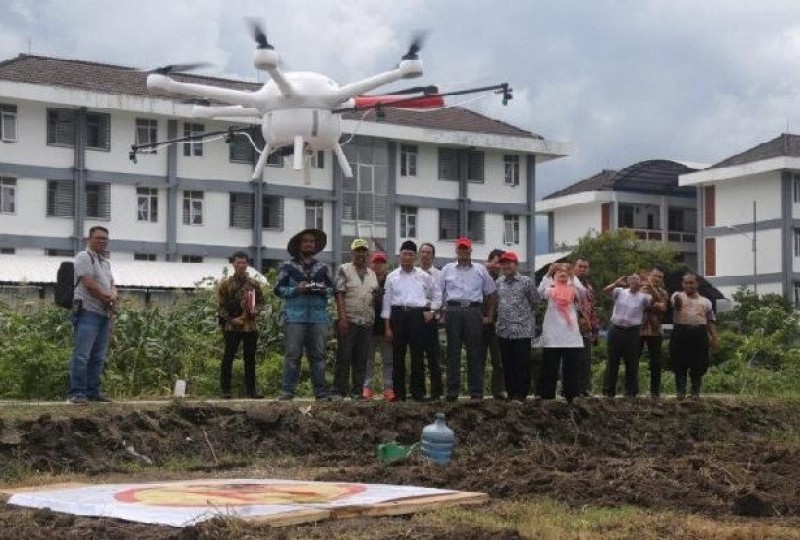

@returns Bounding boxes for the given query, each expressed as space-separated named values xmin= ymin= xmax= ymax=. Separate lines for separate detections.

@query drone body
xmin=147 ymin=38 xmax=425 ymax=178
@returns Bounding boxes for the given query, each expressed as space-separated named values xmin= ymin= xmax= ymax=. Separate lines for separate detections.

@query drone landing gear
xmin=333 ymin=144 xmax=353 ymax=178
xmin=252 ymin=143 xmax=273 ymax=181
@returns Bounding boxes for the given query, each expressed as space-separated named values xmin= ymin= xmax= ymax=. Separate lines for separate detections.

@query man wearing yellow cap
xmin=333 ymin=238 xmax=380 ymax=399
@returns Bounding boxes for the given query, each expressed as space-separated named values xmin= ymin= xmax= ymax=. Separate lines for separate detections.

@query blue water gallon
xmin=421 ymin=413 xmax=455 ymax=465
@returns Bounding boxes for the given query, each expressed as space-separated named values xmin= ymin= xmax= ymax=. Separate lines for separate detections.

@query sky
xmin=3 ymin=0 xmax=800 ymax=252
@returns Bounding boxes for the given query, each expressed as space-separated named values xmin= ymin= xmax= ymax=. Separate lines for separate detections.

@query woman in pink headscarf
xmin=537 ymin=263 xmax=585 ymax=402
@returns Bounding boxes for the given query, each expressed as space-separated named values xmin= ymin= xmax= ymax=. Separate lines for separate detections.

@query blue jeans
xmin=281 ymin=323 xmax=329 ymax=398
xmin=68 ymin=310 xmax=111 ymax=398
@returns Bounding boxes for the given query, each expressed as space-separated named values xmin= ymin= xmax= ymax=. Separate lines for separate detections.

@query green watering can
xmin=376 ymin=442 xmax=419 ymax=464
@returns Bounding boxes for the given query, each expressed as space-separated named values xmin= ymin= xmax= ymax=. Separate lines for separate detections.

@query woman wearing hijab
xmin=537 ymin=263 xmax=585 ymax=402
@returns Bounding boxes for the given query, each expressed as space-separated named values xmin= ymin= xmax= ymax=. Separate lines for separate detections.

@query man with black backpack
xmin=67 ymin=226 xmax=117 ymax=405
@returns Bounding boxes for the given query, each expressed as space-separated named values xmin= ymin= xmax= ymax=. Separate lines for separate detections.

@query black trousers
xmin=445 ymin=306 xmax=485 ymax=398
xmin=221 ymin=331 xmax=258 ymax=396
xmin=539 ymin=347 xmax=581 ymax=400
xmin=481 ymin=324 xmax=506 ymax=397
xmin=498 ymin=337 xmax=532 ymax=400
xmin=421 ymin=319 xmax=444 ymax=398
xmin=640 ymin=335 xmax=663 ymax=396
xmin=334 ymin=323 xmax=372 ymax=397
xmin=390 ymin=308 xmax=426 ymax=400
xmin=670 ymin=325 xmax=709 ymax=396
xmin=604 ymin=325 xmax=641 ymax=397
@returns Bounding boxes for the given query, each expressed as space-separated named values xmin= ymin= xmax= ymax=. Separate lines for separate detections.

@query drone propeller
xmin=248 ymin=18 xmax=274 ymax=50
xmin=149 ymin=62 xmax=212 ymax=75
xmin=401 ymin=31 xmax=428 ymax=61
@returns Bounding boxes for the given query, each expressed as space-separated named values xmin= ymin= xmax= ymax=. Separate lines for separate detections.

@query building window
xmin=794 ymin=229 xmax=800 ymax=258
xmin=0 ymin=178 xmax=15 ymax=214
xmin=439 ymin=209 xmax=458 ymax=240
xmin=137 ymin=187 xmax=158 ymax=222
xmin=467 ymin=151 xmax=484 ymax=183
xmin=468 ymin=211 xmax=485 ymax=242
xmin=618 ymin=204 xmax=635 ymax=229
xmin=504 ymin=155 xmax=520 ymax=186
xmin=229 ymin=133 xmax=255 ymax=163
xmin=305 ymin=200 xmax=324 ymax=230
xmin=1 ymin=104 xmax=17 ymax=142
xmin=183 ymin=123 xmax=204 ymax=157
xmin=504 ymin=214 xmax=520 ymax=245
xmin=85 ymin=182 xmax=111 ymax=220
xmin=0 ymin=247 xmax=15 ymax=254
xmin=46 ymin=180 xmax=75 ymax=218
xmin=794 ymin=175 xmax=800 ymax=203
xmin=400 ymin=144 xmax=418 ymax=177
xmin=181 ymin=255 xmax=203 ymax=263
xmin=47 ymin=108 xmax=76 ymax=147
xmin=134 ymin=253 xmax=157 ymax=261
xmin=262 ymin=195 xmax=284 ymax=230
xmin=85 ymin=112 xmax=110 ymax=151
xmin=229 ymin=192 xmax=254 ymax=229
xmin=438 ymin=148 xmax=459 ymax=181
xmin=46 ymin=249 xmax=74 ymax=257
xmin=266 ymin=151 xmax=283 ymax=167
xmin=135 ymin=118 xmax=158 ymax=153
xmin=400 ymin=206 xmax=417 ymax=238
xmin=182 ymin=191 xmax=204 ymax=225
xmin=309 ymin=151 xmax=325 ymax=169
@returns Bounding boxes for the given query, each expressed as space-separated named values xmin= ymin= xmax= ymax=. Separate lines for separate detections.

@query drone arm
xmin=330 ymin=59 xmax=422 ymax=103
xmin=147 ymin=74 xmax=261 ymax=108
xmin=264 ymin=66 xmax=294 ymax=96
xmin=191 ymin=105 xmax=262 ymax=118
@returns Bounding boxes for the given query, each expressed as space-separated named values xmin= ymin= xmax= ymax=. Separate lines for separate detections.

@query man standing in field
xmin=573 ymin=258 xmax=599 ymax=396
xmin=217 ymin=251 xmax=265 ymax=399
xmin=417 ymin=242 xmax=444 ymax=400
xmin=67 ymin=226 xmax=117 ymax=405
xmin=275 ymin=228 xmax=333 ymax=401
xmin=639 ymin=266 xmax=668 ymax=400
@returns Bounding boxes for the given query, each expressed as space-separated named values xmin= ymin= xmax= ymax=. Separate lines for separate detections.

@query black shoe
xmin=469 ymin=395 xmax=484 ymax=402
xmin=88 ymin=394 xmax=113 ymax=403
xmin=221 ymin=393 xmax=232 ymax=400
xmin=412 ymin=395 xmax=429 ymax=402
xmin=277 ymin=393 xmax=294 ymax=401
xmin=445 ymin=395 xmax=458 ymax=403
xmin=247 ymin=393 xmax=264 ymax=399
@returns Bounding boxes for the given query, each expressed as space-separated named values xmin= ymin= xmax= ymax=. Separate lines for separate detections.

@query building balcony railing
xmin=624 ymin=227 xmax=696 ymax=244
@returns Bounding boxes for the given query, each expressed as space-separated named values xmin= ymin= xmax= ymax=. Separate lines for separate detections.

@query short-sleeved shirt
xmin=671 ymin=292 xmax=716 ymax=326
xmin=73 ymin=250 xmax=114 ymax=316
xmin=610 ymin=288 xmax=651 ymax=327
xmin=640 ymin=284 xmax=668 ymax=336
xmin=495 ymin=274 xmax=538 ymax=339
xmin=438 ymin=261 xmax=497 ymax=304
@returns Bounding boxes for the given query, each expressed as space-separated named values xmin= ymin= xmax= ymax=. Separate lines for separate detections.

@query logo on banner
xmin=114 ymin=482 xmax=366 ymax=507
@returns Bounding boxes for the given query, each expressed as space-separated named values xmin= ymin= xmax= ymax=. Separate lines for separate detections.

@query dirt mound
xmin=2 ymin=398 xmax=800 ymax=537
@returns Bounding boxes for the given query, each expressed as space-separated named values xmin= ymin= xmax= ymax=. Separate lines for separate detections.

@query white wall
xmin=713 ymin=228 xmax=782 ymax=276
xmin=552 ymin=203 xmax=602 ymax=248
xmin=714 ymin=172 xmax=781 ymax=224
xmin=394 ymin=144 xmax=458 ymax=200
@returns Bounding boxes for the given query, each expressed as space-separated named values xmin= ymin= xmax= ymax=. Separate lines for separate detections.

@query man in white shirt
xmin=602 ymin=274 xmax=654 ymax=398
xmin=439 ymin=237 xmax=497 ymax=401
xmin=382 ymin=240 xmax=442 ymax=401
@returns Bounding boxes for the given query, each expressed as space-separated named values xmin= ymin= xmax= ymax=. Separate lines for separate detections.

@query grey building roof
xmin=0 ymin=53 xmax=539 ymax=140
xmin=542 ymin=159 xmax=700 ymax=200
xmin=711 ymin=133 xmax=800 ymax=168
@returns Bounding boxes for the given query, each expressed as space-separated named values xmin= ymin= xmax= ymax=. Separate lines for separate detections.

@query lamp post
xmin=724 ymin=201 xmax=757 ymax=295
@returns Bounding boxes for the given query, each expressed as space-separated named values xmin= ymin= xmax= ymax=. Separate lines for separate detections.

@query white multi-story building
xmin=679 ymin=133 xmax=800 ymax=301
xmin=0 ymin=54 xmax=568 ymax=271
xmin=536 ymin=159 xmax=702 ymax=269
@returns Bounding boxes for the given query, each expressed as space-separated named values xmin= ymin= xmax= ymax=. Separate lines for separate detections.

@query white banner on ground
xmin=8 ymin=479 xmax=456 ymax=527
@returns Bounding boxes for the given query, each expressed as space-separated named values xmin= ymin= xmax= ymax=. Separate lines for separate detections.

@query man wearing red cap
xmin=439 ymin=237 xmax=497 ymax=401
xmin=495 ymin=251 xmax=538 ymax=402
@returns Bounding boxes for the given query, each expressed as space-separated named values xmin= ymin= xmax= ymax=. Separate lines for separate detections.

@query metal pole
xmin=753 ymin=200 xmax=757 ymax=295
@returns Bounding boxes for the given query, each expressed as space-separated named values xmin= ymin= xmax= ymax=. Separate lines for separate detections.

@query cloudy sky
xmin=2 ymin=0 xmax=800 ymax=250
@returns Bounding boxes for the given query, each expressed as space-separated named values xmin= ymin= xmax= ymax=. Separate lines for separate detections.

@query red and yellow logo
xmin=114 ymin=482 xmax=366 ymax=507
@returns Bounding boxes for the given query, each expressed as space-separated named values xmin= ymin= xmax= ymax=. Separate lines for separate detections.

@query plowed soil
xmin=1 ymin=398 xmax=799 ymax=538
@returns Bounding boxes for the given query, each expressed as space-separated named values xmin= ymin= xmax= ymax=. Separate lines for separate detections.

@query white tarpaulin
xmin=7 ymin=479 xmax=458 ymax=527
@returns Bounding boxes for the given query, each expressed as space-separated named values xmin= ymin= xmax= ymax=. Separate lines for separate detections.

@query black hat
xmin=287 ymin=229 xmax=327 ymax=258
xmin=400 ymin=240 xmax=417 ymax=253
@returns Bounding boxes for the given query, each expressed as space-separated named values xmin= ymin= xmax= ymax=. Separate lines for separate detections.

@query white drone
xmin=137 ymin=21 xmax=512 ymax=180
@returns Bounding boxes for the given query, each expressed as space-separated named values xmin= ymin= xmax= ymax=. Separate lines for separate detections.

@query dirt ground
xmin=1 ymin=397 xmax=800 ymax=538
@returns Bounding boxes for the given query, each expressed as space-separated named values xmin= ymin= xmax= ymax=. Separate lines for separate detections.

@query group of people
xmin=65 ymin=225 xmax=719 ymax=405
